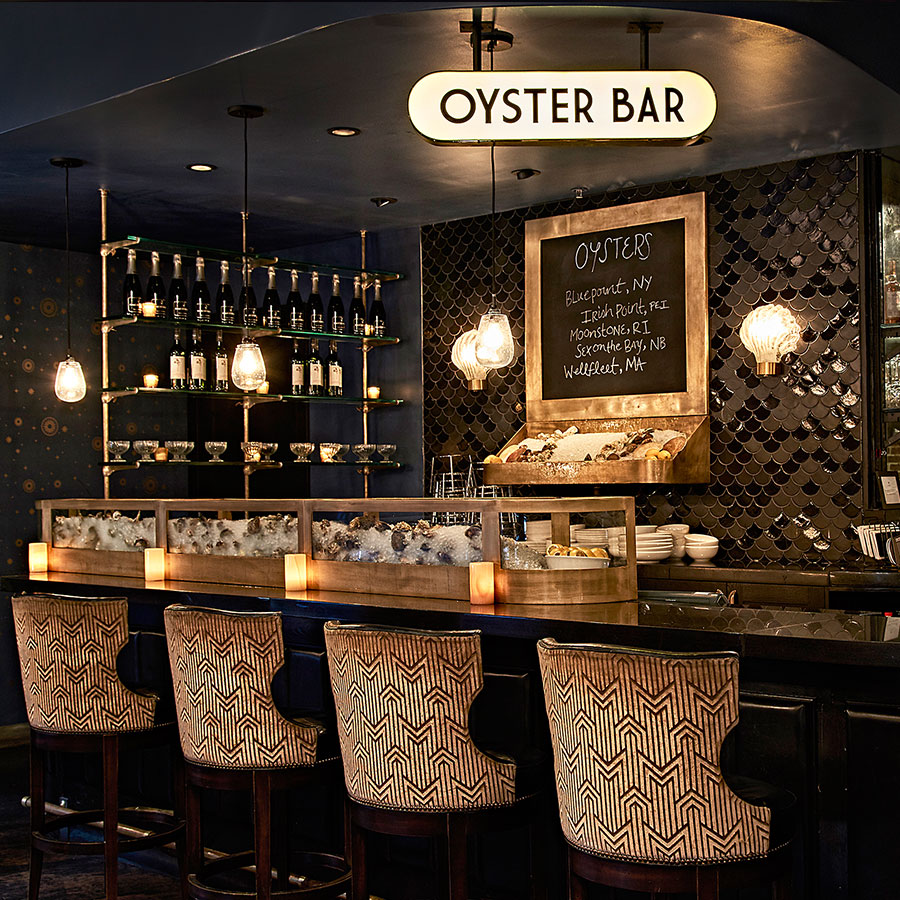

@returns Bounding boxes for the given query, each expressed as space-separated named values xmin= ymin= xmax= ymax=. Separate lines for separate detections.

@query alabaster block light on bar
xmin=452 ymin=329 xmax=488 ymax=390
xmin=28 ymin=542 xmax=49 ymax=573
xmin=144 ymin=547 xmax=166 ymax=582
xmin=474 ymin=309 xmax=515 ymax=370
xmin=468 ymin=561 xmax=495 ymax=605
xmin=232 ymin=338 xmax=266 ymax=391
xmin=284 ymin=553 xmax=308 ymax=592
xmin=739 ymin=303 xmax=801 ymax=376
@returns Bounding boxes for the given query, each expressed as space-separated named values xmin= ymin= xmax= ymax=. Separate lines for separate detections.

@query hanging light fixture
xmin=472 ymin=20 xmax=515 ymax=371
xmin=228 ymin=104 xmax=268 ymax=392
xmin=51 ymin=157 xmax=87 ymax=403
xmin=452 ymin=329 xmax=488 ymax=390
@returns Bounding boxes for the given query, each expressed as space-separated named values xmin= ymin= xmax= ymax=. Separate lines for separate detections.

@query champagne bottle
xmin=214 ymin=330 xmax=229 ymax=391
xmin=217 ymin=261 xmax=235 ymax=325
xmin=146 ymin=251 xmax=167 ymax=318
xmin=291 ymin=339 xmax=306 ymax=396
xmin=307 ymin=340 xmax=324 ymax=396
xmin=284 ymin=269 xmax=306 ymax=331
xmin=192 ymin=256 xmax=212 ymax=322
xmin=308 ymin=271 xmax=325 ymax=332
xmin=188 ymin=329 xmax=207 ymax=390
xmin=262 ymin=266 xmax=281 ymax=329
xmin=327 ymin=273 xmax=345 ymax=334
xmin=239 ymin=268 xmax=258 ymax=327
xmin=169 ymin=329 xmax=187 ymax=389
xmin=349 ymin=275 xmax=366 ymax=336
xmin=169 ymin=254 xmax=189 ymax=320
xmin=326 ymin=340 xmax=343 ymax=396
xmin=123 ymin=248 xmax=143 ymax=316
xmin=367 ymin=278 xmax=387 ymax=337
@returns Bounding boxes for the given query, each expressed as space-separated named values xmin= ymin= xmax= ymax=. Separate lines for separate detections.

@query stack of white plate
xmin=573 ymin=526 xmax=608 ymax=548
xmin=612 ymin=531 xmax=674 ymax=562
xmin=684 ymin=534 xmax=718 ymax=561
xmin=525 ymin=519 xmax=588 ymax=549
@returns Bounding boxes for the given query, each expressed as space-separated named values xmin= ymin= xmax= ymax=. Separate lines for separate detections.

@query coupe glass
xmin=352 ymin=444 xmax=376 ymax=462
xmin=165 ymin=441 xmax=194 ymax=461
xmin=376 ymin=444 xmax=397 ymax=462
xmin=107 ymin=440 xmax=129 ymax=463
xmin=290 ymin=442 xmax=315 ymax=463
xmin=205 ymin=441 xmax=227 ymax=462
xmin=133 ymin=440 xmax=158 ymax=462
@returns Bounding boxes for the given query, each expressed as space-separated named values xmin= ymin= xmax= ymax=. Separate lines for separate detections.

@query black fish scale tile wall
xmin=421 ymin=153 xmax=862 ymax=568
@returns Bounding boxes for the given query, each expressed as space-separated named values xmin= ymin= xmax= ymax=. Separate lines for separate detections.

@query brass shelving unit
xmin=98 ymin=191 xmax=403 ymax=499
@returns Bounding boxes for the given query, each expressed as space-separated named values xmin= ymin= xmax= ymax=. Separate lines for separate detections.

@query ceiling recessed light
xmin=371 ymin=197 xmax=397 ymax=208
xmin=187 ymin=163 xmax=217 ymax=172
xmin=512 ymin=168 xmax=540 ymax=180
xmin=329 ymin=127 xmax=361 ymax=137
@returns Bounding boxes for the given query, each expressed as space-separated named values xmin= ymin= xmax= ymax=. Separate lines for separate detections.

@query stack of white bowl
xmin=684 ymin=533 xmax=719 ymax=561
xmin=524 ymin=519 xmax=587 ymax=553
xmin=656 ymin=523 xmax=690 ymax=558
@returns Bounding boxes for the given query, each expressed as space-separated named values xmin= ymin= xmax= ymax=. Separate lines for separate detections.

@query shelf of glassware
xmin=100 ymin=460 xmax=401 ymax=475
xmin=100 ymin=386 xmax=403 ymax=410
xmin=100 ymin=235 xmax=404 ymax=283
xmin=95 ymin=315 xmax=401 ymax=347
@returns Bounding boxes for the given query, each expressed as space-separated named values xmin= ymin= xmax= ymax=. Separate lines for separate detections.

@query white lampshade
xmin=232 ymin=339 xmax=267 ymax=391
xmin=54 ymin=356 xmax=86 ymax=402
xmin=451 ymin=329 xmax=488 ymax=390
xmin=474 ymin=308 xmax=515 ymax=369
xmin=739 ymin=304 xmax=801 ymax=376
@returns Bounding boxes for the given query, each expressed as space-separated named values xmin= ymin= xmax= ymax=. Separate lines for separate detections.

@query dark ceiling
xmin=3 ymin=1 xmax=900 ymax=256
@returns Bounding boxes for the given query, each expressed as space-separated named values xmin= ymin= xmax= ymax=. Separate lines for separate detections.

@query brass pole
xmin=100 ymin=188 xmax=110 ymax=499
xmin=360 ymin=230 xmax=369 ymax=498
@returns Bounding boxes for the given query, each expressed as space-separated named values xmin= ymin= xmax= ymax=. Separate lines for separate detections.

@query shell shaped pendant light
xmin=739 ymin=303 xmax=801 ymax=376
xmin=452 ymin=329 xmax=489 ymax=390
xmin=51 ymin=157 xmax=86 ymax=402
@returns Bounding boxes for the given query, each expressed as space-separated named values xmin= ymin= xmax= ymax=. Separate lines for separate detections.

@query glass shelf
xmin=102 ymin=387 xmax=403 ymax=407
xmin=101 ymin=235 xmax=404 ymax=282
xmin=101 ymin=460 xmax=400 ymax=472
xmin=96 ymin=315 xmax=400 ymax=346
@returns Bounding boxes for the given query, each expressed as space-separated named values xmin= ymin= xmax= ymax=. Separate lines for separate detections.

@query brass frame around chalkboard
xmin=524 ymin=192 xmax=708 ymax=421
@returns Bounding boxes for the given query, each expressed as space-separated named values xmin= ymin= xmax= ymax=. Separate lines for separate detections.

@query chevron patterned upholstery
xmin=537 ymin=639 xmax=771 ymax=865
xmin=324 ymin=621 xmax=516 ymax=812
xmin=164 ymin=605 xmax=323 ymax=769
xmin=12 ymin=594 xmax=157 ymax=734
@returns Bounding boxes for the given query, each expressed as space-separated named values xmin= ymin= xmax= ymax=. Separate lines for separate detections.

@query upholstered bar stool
xmin=324 ymin=621 xmax=546 ymax=900
xmin=537 ymin=639 xmax=794 ymax=900
xmin=11 ymin=593 xmax=186 ymax=900
xmin=164 ymin=605 xmax=350 ymax=900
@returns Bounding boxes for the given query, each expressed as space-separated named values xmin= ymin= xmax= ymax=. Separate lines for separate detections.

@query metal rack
xmin=98 ymin=190 xmax=403 ymax=499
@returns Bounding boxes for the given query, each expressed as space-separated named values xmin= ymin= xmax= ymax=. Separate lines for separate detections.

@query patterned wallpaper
xmin=422 ymin=153 xmax=863 ymax=568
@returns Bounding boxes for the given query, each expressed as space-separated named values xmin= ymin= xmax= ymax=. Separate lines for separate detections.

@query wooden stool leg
xmin=695 ymin=866 xmax=720 ymax=900
xmin=349 ymin=810 xmax=368 ymax=900
xmin=253 ymin=771 xmax=273 ymax=900
xmin=566 ymin=848 xmax=586 ymax=900
xmin=28 ymin=738 xmax=44 ymax=900
xmin=171 ymin=748 xmax=188 ymax=900
xmin=185 ymin=776 xmax=203 ymax=893
xmin=102 ymin=735 xmax=119 ymax=900
xmin=773 ymin=868 xmax=793 ymax=900
xmin=447 ymin=813 xmax=468 ymax=900
xmin=273 ymin=786 xmax=291 ymax=891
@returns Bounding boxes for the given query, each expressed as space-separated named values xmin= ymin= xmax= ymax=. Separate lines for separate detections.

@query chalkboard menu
xmin=539 ymin=218 xmax=687 ymax=401
xmin=525 ymin=193 xmax=708 ymax=421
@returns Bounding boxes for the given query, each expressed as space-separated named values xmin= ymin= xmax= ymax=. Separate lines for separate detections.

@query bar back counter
xmin=5 ymin=566 xmax=900 ymax=900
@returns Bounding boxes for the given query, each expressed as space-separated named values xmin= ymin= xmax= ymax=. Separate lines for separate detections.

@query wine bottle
xmin=307 ymin=340 xmax=324 ymax=396
xmin=169 ymin=329 xmax=187 ymax=389
xmin=192 ymin=256 xmax=212 ymax=322
xmin=326 ymin=340 xmax=343 ymax=396
xmin=349 ymin=275 xmax=366 ymax=336
xmin=188 ymin=329 xmax=207 ymax=390
xmin=214 ymin=330 xmax=229 ymax=391
xmin=239 ymin=268 xmax=258 ymax=327
xmin=327 ymin=273 xmax=345 ymax=334
xmin=308 ymin=271 xmax=325 ymax=332
xmin=262 ymin=266 xmax=281 ymax=329
xmin=291 ymin=338 xmax=306 ymax=396
xmin=123 ymin=248 xmax=143 ymax=316
xmin=146 ymin=251 xmax=167 ymax=318
xmin=887 ymin=259 xmax=900 ymax=324
xmin=217 ymin=261 xmax=235 ymax=325
xmin=169 ymin=254 xmax=189 ymax=320
xmin=368 ymin=278 xmax=387 ymax=337
xmin=284 ymin=269 xmax=306 ymax=331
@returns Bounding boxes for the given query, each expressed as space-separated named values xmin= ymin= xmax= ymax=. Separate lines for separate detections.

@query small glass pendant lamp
xmin=51 ymin=157 xmax=87 ymax=402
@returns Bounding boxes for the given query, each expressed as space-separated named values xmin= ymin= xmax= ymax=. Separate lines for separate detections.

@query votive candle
xmin=367 ymin=385 xmax=381 ymax=400
xmin=141 ymin=301 xmax=157 ymax=317
xmin=143 ymin=373 xmax=159 ymax=389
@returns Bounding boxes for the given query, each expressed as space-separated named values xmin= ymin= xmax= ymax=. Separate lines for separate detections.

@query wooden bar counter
xmin=6 ymin=570 xmax=900 ymax=900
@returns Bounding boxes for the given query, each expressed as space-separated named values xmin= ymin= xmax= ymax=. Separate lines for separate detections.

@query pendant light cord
xmin=65 ymin=166 xmax=71 ymax=356
xmin=242 ymin=113 xmax=249 ymax=291
xmin=490 ymin=42 xmax=496 ymax=304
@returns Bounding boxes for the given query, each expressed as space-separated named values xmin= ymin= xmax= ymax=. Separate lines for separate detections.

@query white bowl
xmin=686 ymin=544 xmax=718 ymax=561
xmin=636 ymin=548 xmax=675 ymax=561
xmin=657 ymin=524 xmax=690 ymax=536
xmin=685 ymin=534 xmax=718 ymax=545
xmin=545 ymin=555 xmax=610 ymax=570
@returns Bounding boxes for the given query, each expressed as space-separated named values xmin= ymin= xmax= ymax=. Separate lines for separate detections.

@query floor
xmin=0 ymin=741 xmax=183 ymax=900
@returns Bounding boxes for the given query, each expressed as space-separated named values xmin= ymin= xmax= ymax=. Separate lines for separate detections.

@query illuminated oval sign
xmin=408 ymin=70 xmax=716 ymax=144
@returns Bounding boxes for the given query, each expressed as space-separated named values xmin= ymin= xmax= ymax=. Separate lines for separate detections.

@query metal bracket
xmin=627 ymin=21 xmax=663 ymax=69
